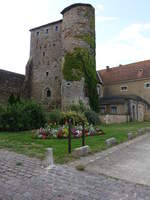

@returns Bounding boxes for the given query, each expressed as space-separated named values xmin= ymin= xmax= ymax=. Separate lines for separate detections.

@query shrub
xmin=49 ymin=110 xmax=63 ymax=124
xmin=62 ymin=111 xmax=87 ymax=124
xmin=84 ymin=110 xmax=100 ymax=125
xmin=8 ymin=94 xmax=20 ymax=105
xmin=69 ymin=100 xmax=87 ymax=113
xmin=0 ymin=100 xmax=46 ymax=131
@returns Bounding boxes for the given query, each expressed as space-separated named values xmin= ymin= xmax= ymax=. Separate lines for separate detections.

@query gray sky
xmin=0 ymin=0 xmax=150 ymax=74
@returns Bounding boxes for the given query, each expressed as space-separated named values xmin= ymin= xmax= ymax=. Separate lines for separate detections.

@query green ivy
xmin=75 ymin=33 xmax=95 ymax=49
xmin=62 ymin=48 xmax=99 ymax=112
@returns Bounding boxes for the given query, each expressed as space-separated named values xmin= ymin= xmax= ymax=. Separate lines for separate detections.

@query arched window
xmin=47 ymin=89 xmax=51 ymax=97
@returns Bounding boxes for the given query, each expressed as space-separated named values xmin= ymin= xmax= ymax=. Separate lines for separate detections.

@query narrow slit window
xmin=46 ymin=29 xmax=49 ymax=34
xmin=55 ymin=26 xmax=58 ymax=31
xmin=47 ymin=89 xmax=51 ymax=97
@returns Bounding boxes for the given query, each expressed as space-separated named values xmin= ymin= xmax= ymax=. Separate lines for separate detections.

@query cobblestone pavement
xmin=1 ymin=134 xmax=150 ymax=200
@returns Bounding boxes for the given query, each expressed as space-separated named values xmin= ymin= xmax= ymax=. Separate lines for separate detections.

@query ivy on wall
xmin=63 ymin=48 xmax=99 ymax=112
xmin=75 ymin=33 xmax=95 ymax=49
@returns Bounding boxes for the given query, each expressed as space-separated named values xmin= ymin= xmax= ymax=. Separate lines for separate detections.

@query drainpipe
xmin=136 ymin=100 xmax=138 ymax=121
xmin=128 ymin=100 xmax=131 ymax=122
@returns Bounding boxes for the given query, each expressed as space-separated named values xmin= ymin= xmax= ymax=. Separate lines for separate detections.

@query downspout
xmin=128 ymin=100 xmax=131 ymax=122
xmin=136 ymin=100 xmax=138 ymax=121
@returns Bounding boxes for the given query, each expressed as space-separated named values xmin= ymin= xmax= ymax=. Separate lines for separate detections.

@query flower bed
xmin=33 ymin=124 xmax=105 ymax=139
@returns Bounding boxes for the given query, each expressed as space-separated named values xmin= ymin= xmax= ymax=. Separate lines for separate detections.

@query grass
xmin=0 ymin=122 xmax=149 ymax=164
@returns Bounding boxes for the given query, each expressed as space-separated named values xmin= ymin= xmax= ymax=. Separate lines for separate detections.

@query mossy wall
xmin=63 ymin=47 xmax=99 ymax=112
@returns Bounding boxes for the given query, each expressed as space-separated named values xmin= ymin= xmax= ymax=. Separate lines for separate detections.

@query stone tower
xmin=26 ymin=3 xmax=97 ymax=110
xmin=61 ymin=3 xmax=96 ymax=109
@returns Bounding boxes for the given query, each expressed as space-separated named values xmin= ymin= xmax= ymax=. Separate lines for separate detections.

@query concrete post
xmin=43 ymin=148 xmax=54 ymax=168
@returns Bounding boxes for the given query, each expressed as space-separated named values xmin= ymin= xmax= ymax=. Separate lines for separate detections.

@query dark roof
xmin=100 ymin=95 xmax=150 ymax=106
xmin=30 ymin=20 xmax=62 ymax=31
xmin=61 ymin=3 xmax=93 ymax=15
xmin=0 ymin=69 xmax=25 ymax=77
xmin=98 ymin=60 xmax=150 ymax=85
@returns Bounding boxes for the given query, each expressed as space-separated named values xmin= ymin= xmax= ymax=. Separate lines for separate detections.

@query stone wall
xmin=144 ymin=111 xmax=150 ymax=121
xmin=100 ymin=114 xmax=129 ymax=124
xmin=104 ymin=78 xmax=150 ymax=103
xmin=0 ymin=69 xmax=25 ymax=104
xmin=29 ymin=20 xmax=62 ymax=110
xmin=61 ymin=78 xmax=89 ymax=110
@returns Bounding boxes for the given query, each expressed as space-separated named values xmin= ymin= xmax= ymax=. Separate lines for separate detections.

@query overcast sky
xmin=0 ymin=0 xmax=150 ymax=74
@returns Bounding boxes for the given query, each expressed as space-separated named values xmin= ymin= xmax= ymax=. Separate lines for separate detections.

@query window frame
xmin=144 ymin=82 xmax=150 ymax=89
xmin=100 ymin=106 xmax=106 ymax=114
xmin=120 ymin=85 xmax=128 ymax=92
xmin=110 ymin=105 xmax=117 ymax=114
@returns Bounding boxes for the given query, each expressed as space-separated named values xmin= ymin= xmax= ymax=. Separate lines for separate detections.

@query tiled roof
xmin=100 ymin=95 xmax=150 ymax=106
xmin=98 ymin=60 xmax=150 ymax=85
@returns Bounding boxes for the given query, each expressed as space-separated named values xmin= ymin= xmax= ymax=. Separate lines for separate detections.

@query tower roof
xmin=61 ymin=3 xmax=94 ymax=15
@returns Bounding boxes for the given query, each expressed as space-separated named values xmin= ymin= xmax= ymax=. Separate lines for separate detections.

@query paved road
xmin=84 ymin=133 xmax=150 ymax=186
xmin=1 ymin=134 xmax=150 ymax=199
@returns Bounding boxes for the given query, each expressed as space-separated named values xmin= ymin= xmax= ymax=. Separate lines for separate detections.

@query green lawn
xmin=0 ymin=122 xmax=149 ymax=163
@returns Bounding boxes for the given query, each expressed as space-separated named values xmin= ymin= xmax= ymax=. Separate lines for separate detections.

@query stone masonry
xmin=0 ymin=3 xmax=96 ymax=110
xmin=26 ymin=3 xmax=95 ymax=110
xmin=0 ymin=69 xmax=25 ymax=104
xmin=1 ymin=143 xmax=150 ymax=199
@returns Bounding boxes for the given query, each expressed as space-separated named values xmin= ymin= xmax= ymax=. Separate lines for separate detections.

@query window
xmin=97 ymin=84 xmax=101 ymax=96
xmin=47 ymin=89 xmax=51 ymax=97
xmin=43 ymin=52 xmax=45 ymax=56
xmin=36 ymin=31 xmax=39 ymax=36
xmin=66 ymin=82 xmax=71 ymax=86
xmin=46 ymin=29 xmax=49 ymax=34
xmin=121 ymin=85 xmax=128 ymax=91
xmin=145 ymin=82 xmax=150 ymax=88
xmin=53 ymin=43 xmax=56 ymax=46
xmin=139 ymin=69 xmax=143 ymax=73
xmin=100 ymin=106 xmax=106 ymax=114
xmin=111 ymin=106 xmax=117 ymax=114
xmin=55 ymin=26 xmax=58 ymax=31
xmin=46 ymin=72 xmax=49 ymax=76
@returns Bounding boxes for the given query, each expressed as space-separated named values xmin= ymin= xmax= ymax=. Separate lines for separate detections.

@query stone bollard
xmin=106 ymin=137 xmax=117 ymax=147
xmin=146 ymin=127 xmax=150 ymax=133
xmin=72 ymin=146 xmax=91 ymax=157
xmin=137 ymin=128 xmax=145 ymax=136
xmin=127 ymin=132 xmax=134 ymax=140
xmin=43 ymin=148 xmax=54 ymax=168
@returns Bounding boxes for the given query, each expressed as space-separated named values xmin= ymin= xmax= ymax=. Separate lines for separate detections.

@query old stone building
xmin=1 ymin=3 xmax=150 ymax=123
xmin=98 ymin=60 xmax=150 ymax=123
xmin=0 ymin=3 xmax=98 ymax=110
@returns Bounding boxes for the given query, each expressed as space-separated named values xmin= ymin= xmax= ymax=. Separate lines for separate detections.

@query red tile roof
xmin=98 ymin=60 xmax=150 ymax=85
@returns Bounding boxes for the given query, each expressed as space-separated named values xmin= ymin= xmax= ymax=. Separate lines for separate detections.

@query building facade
xmin=98 ymin=60 xmax=150 ymax=123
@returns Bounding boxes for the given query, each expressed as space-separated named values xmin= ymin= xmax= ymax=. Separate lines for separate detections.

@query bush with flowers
xmin=33 ymin=123 xmax=104 ymax=139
